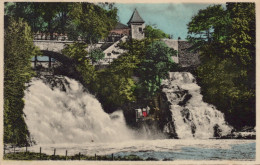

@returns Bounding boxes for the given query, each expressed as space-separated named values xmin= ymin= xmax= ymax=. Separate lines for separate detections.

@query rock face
xmin=178 ymin=41 xmax=200 ymax=67
xmin=221 ymin=126 xmax=256 ymax=139
xmin=122 ymin=101 xmax=170 ymax=138
xmin=161 ymin=72 xmax=232 ymax=139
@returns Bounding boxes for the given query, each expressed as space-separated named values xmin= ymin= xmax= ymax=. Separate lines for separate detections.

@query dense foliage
xmin=88 ymin=48 xmax=105 ymax=64
xmin=93 ymin=70 xmax=137 ymax=112
xmin=144 ymin=25 xmax=170 ymax=39
xmin=62 ymin=42 xmax=96 ymax=86
xmin=67 ymin=3 xmax=118 ymax=44
xmin=4 ymin=17 xmax=41 ymax=146
xmin=137 ymin=41 xmax=176 ymax=98
xmin=61 ymin=36 xmax=175 ymax=113
xmin=5 ymin=3 xmax=72 ymax=38
xmin=187 ymin=3 xmax=255 ymax=129
xmin=5 ymin=2 xmax=118 ymax=43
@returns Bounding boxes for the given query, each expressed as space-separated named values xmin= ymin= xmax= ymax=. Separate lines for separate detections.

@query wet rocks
xmin=220 ymin=126 xmax=256 ymax=139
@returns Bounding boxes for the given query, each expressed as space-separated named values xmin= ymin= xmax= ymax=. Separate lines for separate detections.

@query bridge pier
xmin=48 ymin=54 xmax=52 ymax=69
xmin=34 ymin=55 xmax=37 ymax=68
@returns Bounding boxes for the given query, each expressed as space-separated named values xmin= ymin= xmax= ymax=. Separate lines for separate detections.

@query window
xmin=139 ymin=27 xmax=142 ymax=32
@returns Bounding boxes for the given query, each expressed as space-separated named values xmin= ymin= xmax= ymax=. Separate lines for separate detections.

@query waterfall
xmin=23 ymin=76 xmax=135 ymax=144
xmin=162 ymin=72 xmax=232 ymax=139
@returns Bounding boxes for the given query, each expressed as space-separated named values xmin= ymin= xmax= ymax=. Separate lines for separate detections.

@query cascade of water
xmin=23 ymin=76 xmax=135 ymax=144
xmin=162 ymin=72 xmax=232 ymax=139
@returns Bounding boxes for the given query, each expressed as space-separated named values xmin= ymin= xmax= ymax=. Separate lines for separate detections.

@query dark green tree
xmin=187 ymin=5 xmax=229 ymax=51
xmin=62 ymin=42 xmax=96 ymax=86
xmin=5 ymin=2 xmax=73 ymax=36
xmin=144 ymin=25 xmax=170 ymax=40
xmin=4 ymin=17 xmax=41 ymax=146
xmin=4 ymin=2 xmax=46 ymax=33
xmin=137 ymin=41 xmax=176 ymax=98
xmin=67 ymin=2 xmax=118 ymax=44
xmin=93 ymin=70 xmax=136 ymax=112
xmin=88 ymin=48 xmax=105 ymax=64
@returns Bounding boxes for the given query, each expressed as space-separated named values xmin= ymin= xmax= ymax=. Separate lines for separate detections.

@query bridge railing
xmin=33 ymin=33 xmax=83 ymax=41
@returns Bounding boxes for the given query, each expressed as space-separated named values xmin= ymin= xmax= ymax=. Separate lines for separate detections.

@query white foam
xmin=163 ymin=72 xmax=232 ymax=139
xmin=24 ymin=77 xmax=135 ymax=144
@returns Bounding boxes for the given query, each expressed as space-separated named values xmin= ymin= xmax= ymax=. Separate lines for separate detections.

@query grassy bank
xmin=3 ymin=152 xmax=148 ymax=161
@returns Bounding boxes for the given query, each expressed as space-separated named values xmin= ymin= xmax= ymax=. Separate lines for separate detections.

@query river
xmin=7 ymin=139 xmax=255 ymax=160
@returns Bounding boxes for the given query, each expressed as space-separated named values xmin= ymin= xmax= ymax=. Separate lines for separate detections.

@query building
xmin=127 ymin=9 xmax=145 ymax=40
xmin=100 ymin=9 xmax=199 ymax=67
xmin=98 ymin=9 xmax=146 ymax=65
xmin=107 ymin=22 xmax=130 ymax=42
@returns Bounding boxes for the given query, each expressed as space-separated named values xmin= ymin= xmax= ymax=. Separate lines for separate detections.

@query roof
xmin=114 ymin=22 xmax=130 ymax=29
xmin=127 ymin=9 xmax=145 ymax=25
xmin=100 ymin=42 xmax=114 ymax=51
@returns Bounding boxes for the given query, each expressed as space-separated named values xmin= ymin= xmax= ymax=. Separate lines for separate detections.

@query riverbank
xmin=3 ymin=152 xmax=146 ymax=161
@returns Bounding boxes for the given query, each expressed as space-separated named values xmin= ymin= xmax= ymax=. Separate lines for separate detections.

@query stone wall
xmin=161 ymin=39 xmax=200 ymax=67
xmin=161 ymin=39 xmax=179 ymax=63
xmin=178 ymin=41 xmax=200 ymax=67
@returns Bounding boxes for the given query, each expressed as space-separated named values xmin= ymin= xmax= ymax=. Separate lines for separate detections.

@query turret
xmin=127 ymin=9 xmax=145 ymax=40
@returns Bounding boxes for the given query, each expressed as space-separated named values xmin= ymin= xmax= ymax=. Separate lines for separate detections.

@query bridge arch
xmin=32 ymin=49 xmax=82 ymax=79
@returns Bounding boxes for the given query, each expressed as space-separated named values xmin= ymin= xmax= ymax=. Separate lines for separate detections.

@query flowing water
xmin=21 ymin=73 xmax=255 ymax=160
xmin=24 ymin=76 xmax=136 ymax=144
xmin=162 ymin=72 xmax=232 ymax=138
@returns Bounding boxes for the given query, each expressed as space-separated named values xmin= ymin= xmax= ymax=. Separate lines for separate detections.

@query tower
xmin=127 ymin=9 xmax=145 ymax=40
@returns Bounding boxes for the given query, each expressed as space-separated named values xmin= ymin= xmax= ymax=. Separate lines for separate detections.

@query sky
xmin=115 ymin=3 xmax=223 ymax=40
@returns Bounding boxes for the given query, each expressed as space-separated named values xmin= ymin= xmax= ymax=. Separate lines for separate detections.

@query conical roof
xmin=127 ymin=9 xmax=145 ymax=25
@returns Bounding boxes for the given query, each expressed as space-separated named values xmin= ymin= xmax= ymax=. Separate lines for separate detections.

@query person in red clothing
xmin=142 ymin=111 xmax=147 ymax=117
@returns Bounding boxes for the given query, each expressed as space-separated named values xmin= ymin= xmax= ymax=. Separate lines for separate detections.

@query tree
xmin=4 ymin=17 xmax=41 ymax=146
xmin=4 ymin=2 xmax=46 ymax=33
xmin=5 ymin=2 xmax=73 ymax=37
xmin=187 ymin=5 xmax=228 ymax=51
xmin=144 ymin=25 xmax=170 ymax=40
xmin=224 ymin=2 xmax=255 ymax=128
xmin=67 ymin=2 xmax=118 ymax=44
xmin=93 ymin=70 xmax=136 ymax=113
xmin=5 ymin=2 xmax=118 ymax=42
xmin=62 ymin=42 xmax=96 ymax=86
xmin=88 ymin=48 xmax=105 ymax=64
xmin=137 ymin=41 xmax=176 ymax=98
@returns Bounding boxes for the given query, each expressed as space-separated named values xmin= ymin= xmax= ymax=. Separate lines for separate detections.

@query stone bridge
xmin=33 ymin=39 xmax=200 ymax=69
xmin=33 ymin=40 xmax=74 ymax=53
xmin=33 ymin=40 xmax=76 ymax=68
xmin=32 ymin=40 xmax=81 ymax=79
